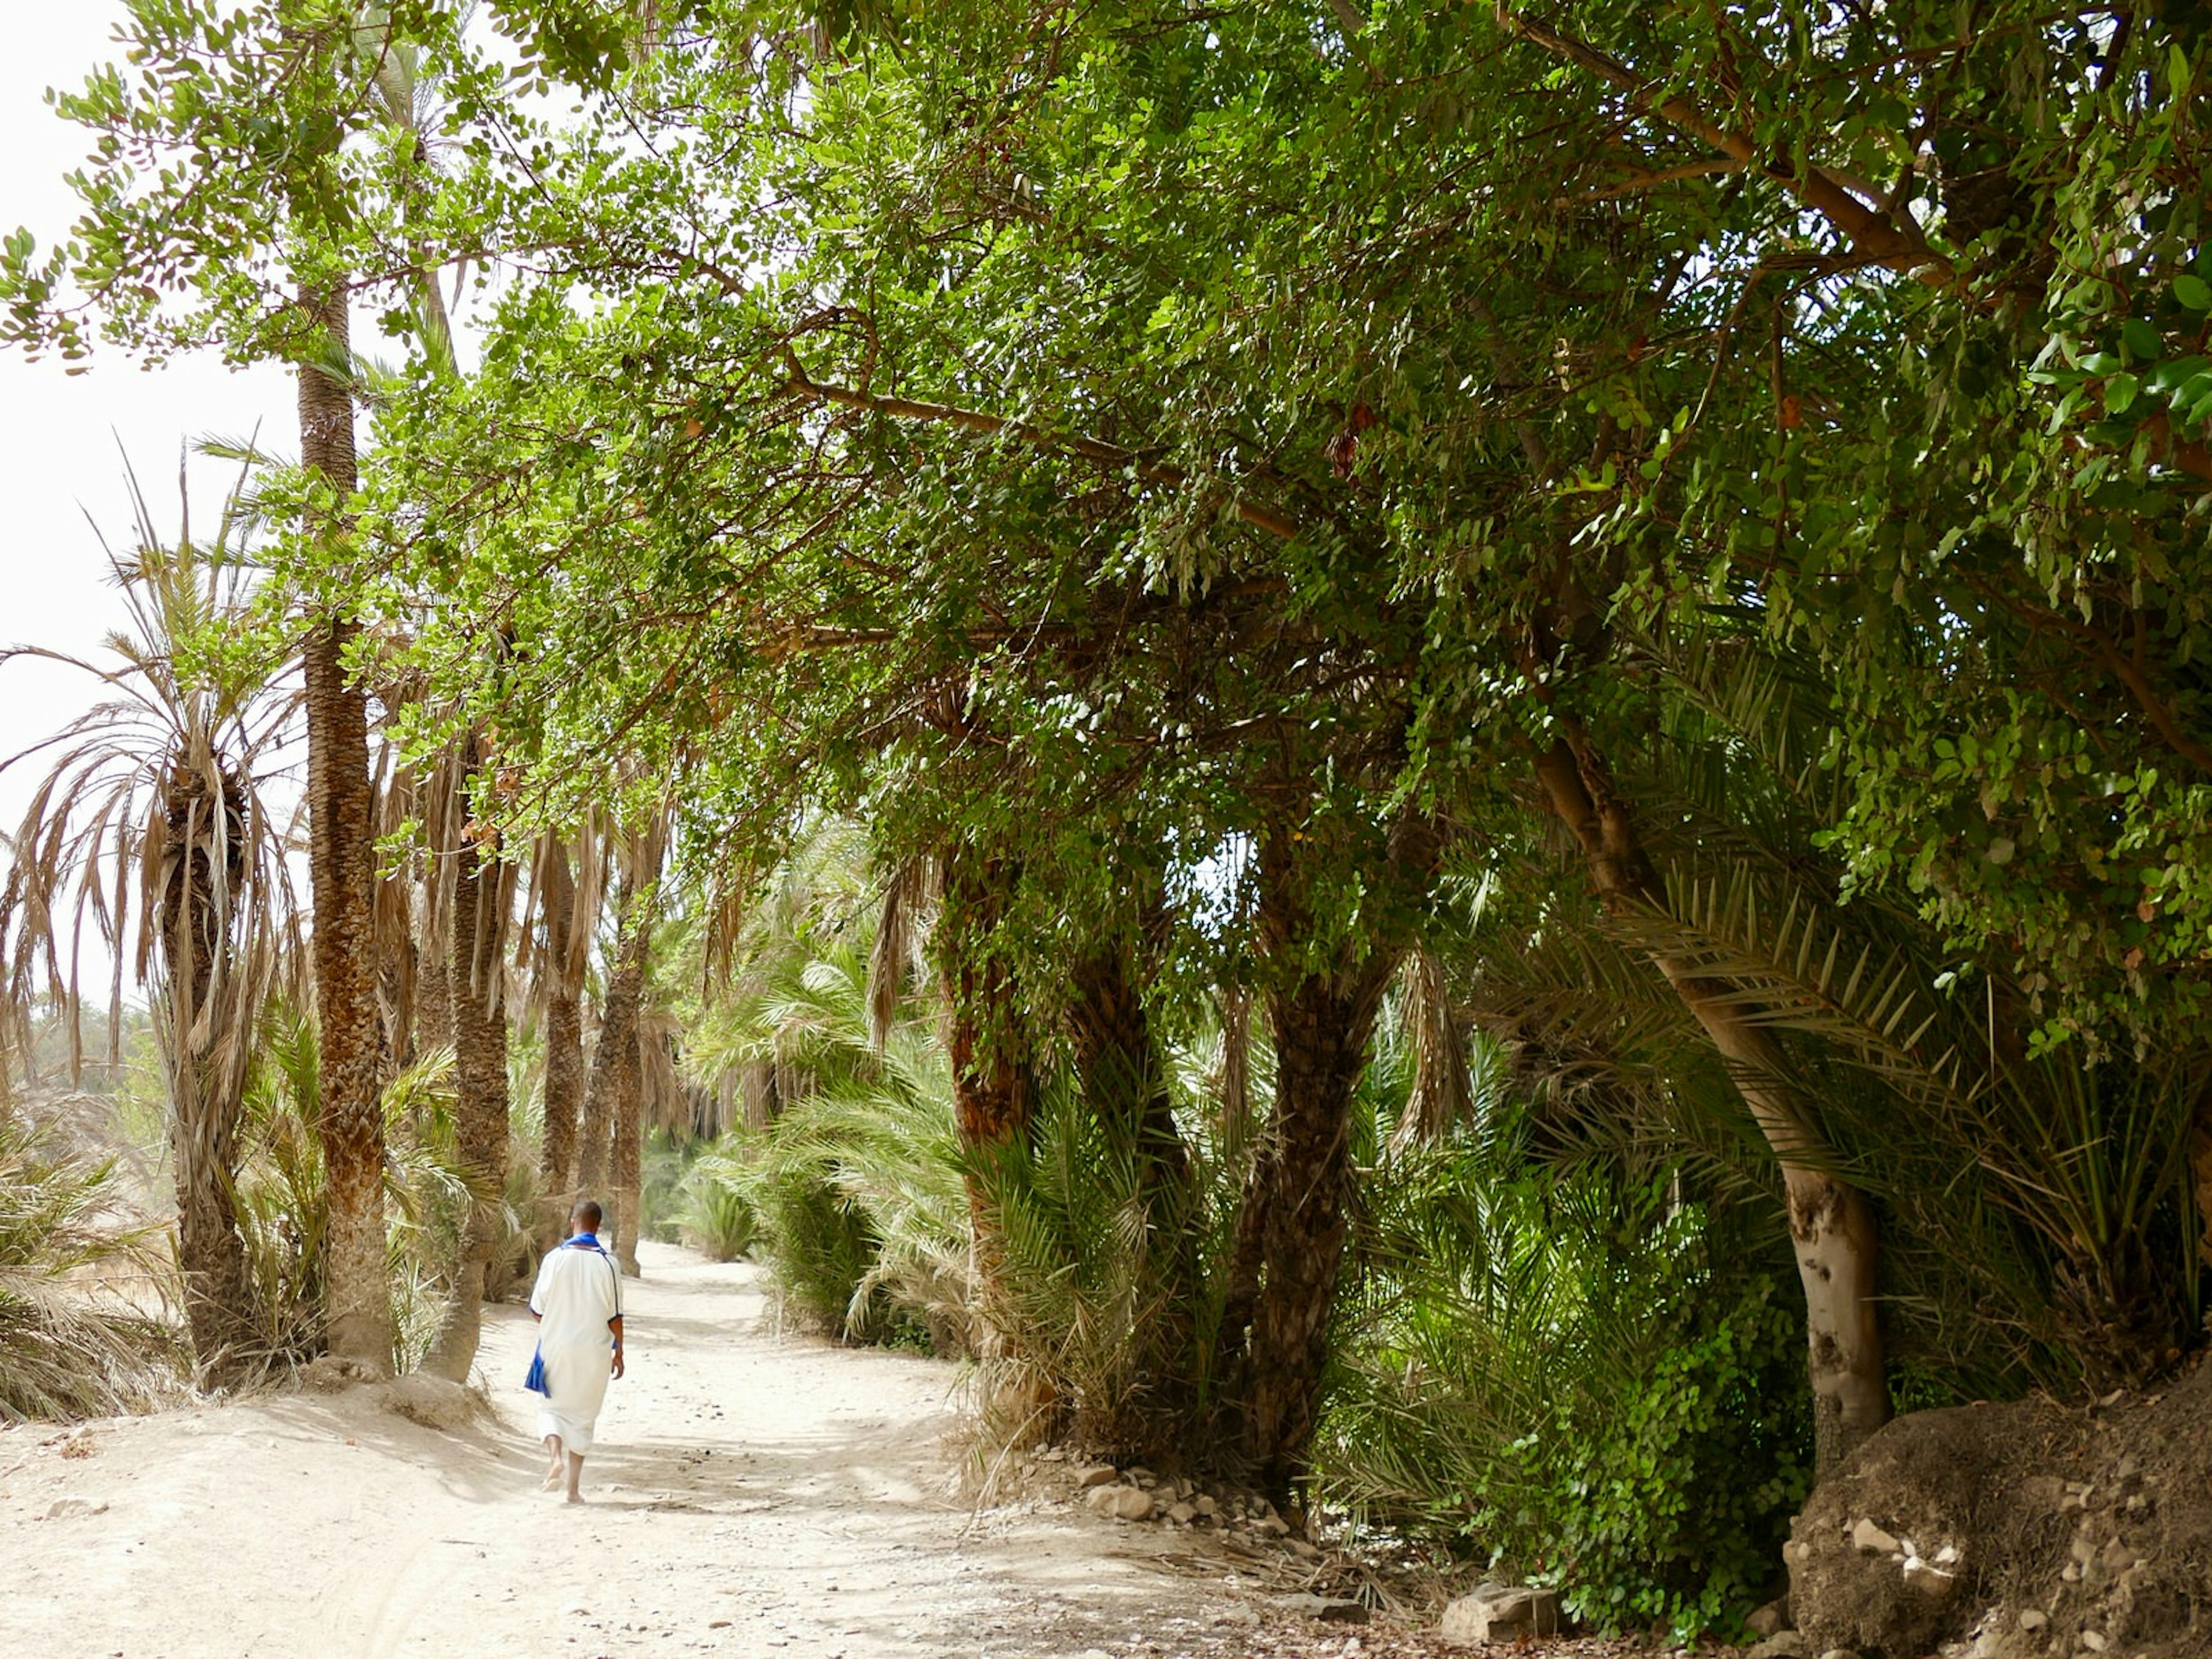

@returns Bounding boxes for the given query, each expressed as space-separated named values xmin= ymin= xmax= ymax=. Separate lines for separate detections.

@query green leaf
xmin=2104 ymin=373 xmax=2141 ymax=416
xmin=2175 ymin=273 xmax=2212 ymax=313
xmin=2121 ymin=318 xmax=2162 ymax=361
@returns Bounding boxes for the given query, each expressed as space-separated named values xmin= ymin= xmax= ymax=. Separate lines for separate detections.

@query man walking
xmin=529 ymin=1199 xmax=625 ymax=1502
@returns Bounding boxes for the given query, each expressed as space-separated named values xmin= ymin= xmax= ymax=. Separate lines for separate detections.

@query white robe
xmin=529 ymin=1240 xmax=622 ymax=1453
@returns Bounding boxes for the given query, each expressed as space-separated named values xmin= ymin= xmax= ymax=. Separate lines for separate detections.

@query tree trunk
xmin=939 ymin=844 xmax=1035 ymax=1358
xmin=1068 ymin=937 xmax=1198 ymax=1449
xmin=1067 ymin=940 xmax=1190 ymax=1205
xmin=611 ymin=1024 xmax=645 ymax=1277
xmin=160 ymin=763 xmax=255 ymax=1370
xmin=421 ymin=740 xmax=511 ymax=1380
xmin=537 ymin=839 xmax=586 ymax=1200
xmin=2195 ymin=1097 xmax=2212 ymax=1277
xmin=1532 ymin=728 xmax=1889 ymax=1473
xmin=742 ymin=1061 xmax=775 ymax=1130
xmin=298 ymin=286 xmax=395 ymax=1374
xmin=415 ymin=918 xmax=453 ymax=1056
xmin=1214 ymin=826 xmax=1397 ymax=1499
xmin=580 ymin=861 xmax=654 ymax=1210
xmin=376 ymin=875 xmax=422 ymax=1072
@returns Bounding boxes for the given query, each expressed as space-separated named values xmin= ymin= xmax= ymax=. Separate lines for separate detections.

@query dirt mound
xmin=374 ymin=1371 xmax=487 ymax=1432
xmin=1787 ymin=1357 xmax=2212 ymax=1657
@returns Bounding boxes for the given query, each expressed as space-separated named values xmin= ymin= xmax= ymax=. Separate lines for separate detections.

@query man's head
xmin=571 ymin=1199 xmax=604 ymax=1236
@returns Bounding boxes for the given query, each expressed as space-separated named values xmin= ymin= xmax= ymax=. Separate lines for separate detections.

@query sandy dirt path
xmin=4 ymin=1241 xmax=1264 ymax=1659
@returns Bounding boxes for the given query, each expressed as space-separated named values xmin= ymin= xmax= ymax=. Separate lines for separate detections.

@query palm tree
xmin=595 ymin=815 xmax=669 ymax=1277
xmin=407 ymin=735 xmax=500 ymax=1377
xmin=296 ymin=0 xmax=474 ymax=1376
xmin=0 ymin=462 xmax=300 ymax=1372
xmin=528 ymin=828 xmax=600 ymax=1203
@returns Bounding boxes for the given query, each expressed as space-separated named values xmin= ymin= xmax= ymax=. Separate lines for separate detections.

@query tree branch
xmin=1569 ymin=155 xmax=1748 ymax=203
xmin=1984 ymin=585 xmax=2212 ymax=775
xmin=1495 ymin=5 xmax=1951 ymax=286
xmin=783 ymin=357 xmax=1305 ymax=541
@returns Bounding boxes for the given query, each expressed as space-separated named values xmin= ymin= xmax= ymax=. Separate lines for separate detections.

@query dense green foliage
xmin=1327 ymin=1104 xmax=1809 ymax=1635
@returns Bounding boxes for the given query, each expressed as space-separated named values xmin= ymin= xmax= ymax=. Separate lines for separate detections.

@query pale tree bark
xmin=1532 ymin=726 xmax=1889 ymax=1473
xmin=298 ymin=286 xmax=395 ymax=1373
xmin=421 ymin=735 xmax=512 ymax=1380
xmin=610 ymin=1024 xmax=646 ymax=1277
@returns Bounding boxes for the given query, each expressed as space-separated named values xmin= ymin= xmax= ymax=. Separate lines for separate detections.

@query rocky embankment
xmin=1032 ymin=1450 xmax=1571 ymax=1649
xmin=1750 ymin=1354 xmax=2211 ymax=1659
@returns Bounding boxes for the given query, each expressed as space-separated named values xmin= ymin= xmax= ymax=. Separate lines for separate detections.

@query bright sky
xmin=0 ymin=9 xmax=298 ymax=1005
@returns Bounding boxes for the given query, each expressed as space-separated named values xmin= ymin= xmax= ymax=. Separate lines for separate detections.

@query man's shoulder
xmin=541 ymin=1243 xmax=593 ymax=1277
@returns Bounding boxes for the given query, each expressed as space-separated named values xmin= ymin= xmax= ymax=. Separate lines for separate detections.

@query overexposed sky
xmin=0 ymin=9 xmax=301 ymax=1001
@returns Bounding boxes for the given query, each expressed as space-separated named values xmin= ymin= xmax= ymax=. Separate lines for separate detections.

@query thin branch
xmin=1569 ymin=155 xmax=1748 ymax=203
xmin=782 ymin=357 xmax=1305 ymax=541
xmin=1495 ymin=5 xmax=1951 ymax=286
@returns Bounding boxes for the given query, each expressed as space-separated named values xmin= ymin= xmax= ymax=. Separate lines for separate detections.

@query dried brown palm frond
xmin=1388 ymin=945 xmax=1472 ymax=1154
xmin=641 ymin=1012 xmax=688 ymax=1134
xmin=0 ymin=454 xmax=299 ymax=1372
xmin=867 ymin=850 xmax=937 ymax=1054
xmin=515 ymin=818 xmax=605 ymax=1006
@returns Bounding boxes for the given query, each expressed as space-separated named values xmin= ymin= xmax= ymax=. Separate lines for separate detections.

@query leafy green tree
xmin=315 ymin=0 xmax=2212 ymax=1479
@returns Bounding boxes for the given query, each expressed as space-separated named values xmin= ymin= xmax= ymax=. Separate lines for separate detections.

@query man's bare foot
xmin=563 ymin=1488 xmax=585 ymax=1504
xmin=541 ymin=1466 xmax=562 ymax=1491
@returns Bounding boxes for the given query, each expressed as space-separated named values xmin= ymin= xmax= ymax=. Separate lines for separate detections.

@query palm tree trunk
xmin=579 ymin=869 xmax=652 ymax=1205
xmin=1214 ymin=824 xmax=1395 ymax=1499
xmin=298 ymin=285 xmax=394 ymax=1374
xmin=611 ymin=1024 xmax=645 ymax=1276
xmin=422 ymin=739 xmax=510 ymax=1380
xmin=606 ymin=827 xmax=667 ymax=1277
xmin=939 ymin=844 xmax=1035 ymax=1357
xmin=161 ymin=768 xmax=256 ymax=1369
xmin=375 ymin=867 xmax=422 ymax=1070
xmin=415 ymin=915 xmax=453 ymax=1055
xmin=1532 ymin=728 xmax=1889 ymax=1474
xmin=537 ymin=839 xmax=586 ymax=1198
xmin=1068 ymin=936 xmax=1198 ymax=1449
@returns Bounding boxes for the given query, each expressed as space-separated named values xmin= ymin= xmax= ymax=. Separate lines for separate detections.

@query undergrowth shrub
xmin=968 ymin=1071 xmax=1226 ymax=1458
xmin=1318 ymin=1125 xmax=1809 ymax=1639
xmin=690 ymin=990 xmax=967 ymax=1350
xmin=675 ymin=1143 xmax=757 ymax=1260
xmin=0 ymin=1109 xmax=180 ymax=1419
xmin=234 ymin=1006 xmax=500 ymax=1372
